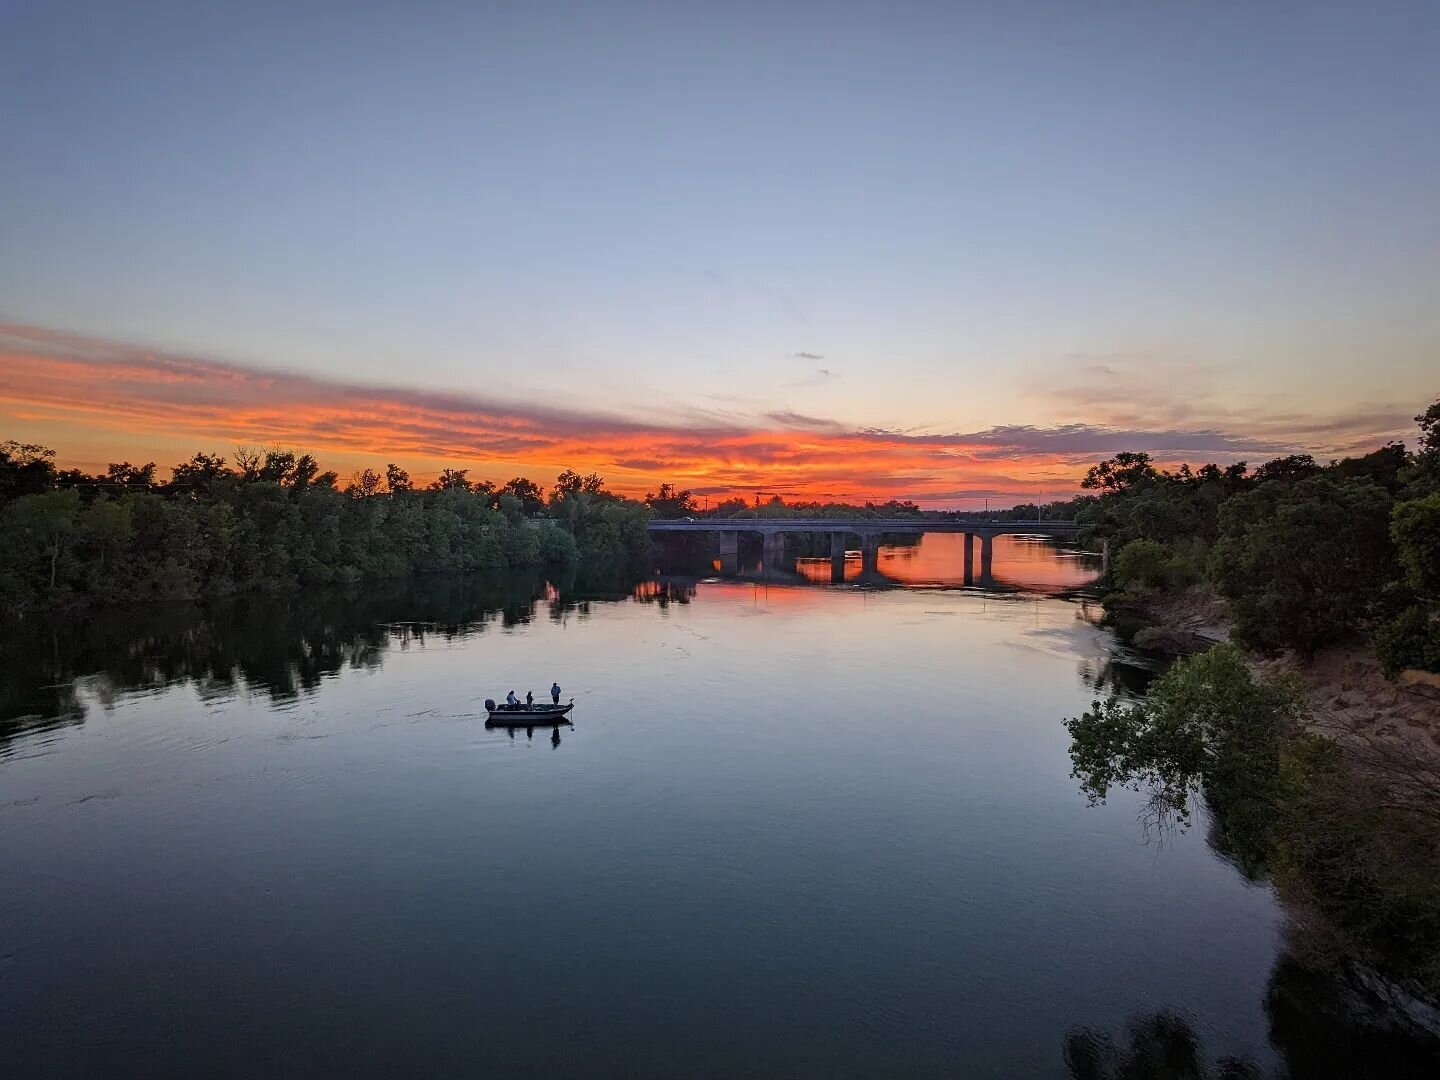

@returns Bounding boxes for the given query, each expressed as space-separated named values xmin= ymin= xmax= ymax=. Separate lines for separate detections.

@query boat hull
xmin=485 ymin=702 xmax=574 ymax=725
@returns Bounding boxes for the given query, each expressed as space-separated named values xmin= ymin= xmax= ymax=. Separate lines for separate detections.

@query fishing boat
xmin=484 ymin=698 xmax=574 ymax=725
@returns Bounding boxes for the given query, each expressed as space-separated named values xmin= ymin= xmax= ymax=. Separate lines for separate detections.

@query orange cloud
xmin=0 ymin=323 xmax=1400 ymax=507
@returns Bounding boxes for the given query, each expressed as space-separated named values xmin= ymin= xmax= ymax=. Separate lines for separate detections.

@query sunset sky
xmin=3 ymin=2 xmax=1436 ymax=506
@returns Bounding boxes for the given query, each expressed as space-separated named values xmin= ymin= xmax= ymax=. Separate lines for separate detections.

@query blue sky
xmin=1 ymin=1 xmax=1436 ymax=501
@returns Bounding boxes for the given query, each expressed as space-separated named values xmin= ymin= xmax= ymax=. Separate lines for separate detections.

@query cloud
xmin=0 ymin=322 xmax=1416 ymax=508
xmin=763 ymin=410 xmax=847 ymax=431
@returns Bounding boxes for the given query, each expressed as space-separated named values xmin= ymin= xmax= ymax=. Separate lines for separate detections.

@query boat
xmin=484 ymin=698 xmax=574 ymax=725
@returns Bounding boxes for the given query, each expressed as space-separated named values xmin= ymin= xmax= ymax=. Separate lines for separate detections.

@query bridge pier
xmin=830 ymin=532 xmax=847 ymax=583
xmin=980 ymin=533 xmax=994 ymax=586
xmin=963 ymin=533 xmax=974 ymax=586
xmin=762 ymin=531 xmax=786 ymax=572
xmin=860 ymin=534 xmax=880 ymax=575
xmin=717 ymin=530 xmax=739 ymax=574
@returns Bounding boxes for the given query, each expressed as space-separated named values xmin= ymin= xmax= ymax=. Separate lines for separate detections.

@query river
xmin=0 ymin=536 xmax=1424 ymax=1076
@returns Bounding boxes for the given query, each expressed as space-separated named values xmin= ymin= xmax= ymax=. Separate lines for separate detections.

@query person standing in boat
xmin=525 ymin=690 xmax=534 ymax=708
xmin=551 ymin=681 xmax=562 ymax=705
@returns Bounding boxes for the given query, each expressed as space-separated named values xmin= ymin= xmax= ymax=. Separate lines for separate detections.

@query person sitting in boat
xmin=551 ymin=681 xmax=562 ymax=704
xmin=525 ymin=690 xmax=534 ymax=708
xmin=506 ymin=690 xmax=519 ymax=709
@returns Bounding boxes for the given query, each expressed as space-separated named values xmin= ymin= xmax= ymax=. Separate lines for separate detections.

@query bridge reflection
xmin=701 ymin=533 xmax=1100 ymax=594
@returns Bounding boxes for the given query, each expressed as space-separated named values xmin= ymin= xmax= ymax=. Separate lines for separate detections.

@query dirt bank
xmin=1257 ymin=646 xmax=1440 ymax=800
xmin=1115 ymin=587 xmax=1440 ymax=782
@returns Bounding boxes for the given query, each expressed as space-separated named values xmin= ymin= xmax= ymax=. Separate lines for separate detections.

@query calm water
xmin=0 ymin=537 xmax=1338 ymax=1075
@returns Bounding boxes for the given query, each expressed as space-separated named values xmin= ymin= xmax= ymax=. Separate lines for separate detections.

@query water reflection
xmin=785 ymin=533 xmax=1098 ymax=592
xmin=0 ymin=551 xmax=1333 ymax=1076
xmin=1 ymin=557 xmax=1136 ymax=757
xmin=0 ymin=567 xmax=660 ymax=748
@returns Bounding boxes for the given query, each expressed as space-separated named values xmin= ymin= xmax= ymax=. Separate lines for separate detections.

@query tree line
xmin=1065 ymin=396 xmax=1440 ymax=1008
xmin=0 ymin=445 xmax=660 ymax=616
xmin=1081 ymin=396 xmax=1440 ymax=674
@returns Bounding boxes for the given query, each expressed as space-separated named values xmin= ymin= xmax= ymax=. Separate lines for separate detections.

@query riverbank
xmin=1105 ymin=586 xmax=1440 ymax=779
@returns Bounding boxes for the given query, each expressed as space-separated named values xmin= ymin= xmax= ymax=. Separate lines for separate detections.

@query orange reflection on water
xmin=794 ymin=533 xmax=1098 ymax=592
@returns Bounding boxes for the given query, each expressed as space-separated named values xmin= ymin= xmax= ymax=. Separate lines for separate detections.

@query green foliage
xmin=498 ymin=476 xmax=545 ymax=515
xmin=1375 ymin=606 xmax=1440 ymax=676
xmin=1391 ymin=495 xmax=1440 ymax=598
xmin=1212 ymin=476 xmax=1396 ymax=656
xmin=1066 ymin=646 xmax=1303 ymax=840
xmin=1113 ymin=538 xmax=1169 ymax=591
xmin=0 ymin=445 xmax=659 ymax=615
xmin=644 ymin=483 xmax=697 ymax=517
xmin=1067 ymin=643 xmax=1440 ymax=995
xmin=1401 ymin=401 xmax=1440 ymax=496
xmin=1080 ymin=451 xmax=1159 ymax=494
xmin=0 ymin=441 xmax=58 ymax=500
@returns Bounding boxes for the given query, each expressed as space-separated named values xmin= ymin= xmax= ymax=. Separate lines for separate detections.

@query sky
xmin=2 ymin=1 xmax=1436 ymax=506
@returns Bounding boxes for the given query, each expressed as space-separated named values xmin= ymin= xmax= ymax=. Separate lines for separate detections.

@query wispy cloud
xmin=790 ymin=351 xmax=825 ymax=361
xmin=0 ymin=322 xmax=1414 ymax=507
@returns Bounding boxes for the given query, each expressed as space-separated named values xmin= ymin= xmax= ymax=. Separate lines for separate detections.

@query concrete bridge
xmin=648 ymin=518 xmax=1088 ymax=585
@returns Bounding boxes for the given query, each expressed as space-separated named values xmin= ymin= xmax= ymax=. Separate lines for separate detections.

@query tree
xmin=1252 ymin=454 xmax=1322 ymax=485
xmin=1401 ymin=400 xmax=1440 ymax=497
xmin=1113 ymin=538 xmax=1169 ymax=591
xmin=385 ymin=464 xmax=412 ymax=493
xmin=287 ymin=453 xmax=321 ymax=488
xmin=1080 ymin=452 xmax=1158 ymax=495
xmin=1066 ymin=645 xmax=1304 ymax=863
xmin=554 ymin=469 xmax=606 ymax=497
xmin=106 ymin=461 xmax=157 ymax=492
xmin=429 ymin=468 xmax=472 ymax=492
xmin=9 ymin=488 xmax=83 ymax=589
xmin=499 ymin=477 xmax=545 ymax=515
xmin=233 ymin=445 xmax=263 ymax=481
xmin=1376 ymin=494 xmax=1440 ymax=675
xmin=82 ymin=498 xmax=134 ymax=576
xmin=1211 ymin=476 xmax=1396 ymax=656
xmin=1392 ymin=495 xmax=1440 ymax=597
xmin=0 ymin=441 xmax=57 ymax=501
xmin=349 ymin=469 xmax=384 ymax=498
xmin=1331 ymin=442 xmax=1408 ymax=492
xmin=645 ymin=482 xmax=696 ymax=517
xmin=169 ymin=452 xmax=231 ymax=496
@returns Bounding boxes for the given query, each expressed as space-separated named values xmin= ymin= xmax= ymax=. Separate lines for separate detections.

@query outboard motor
xmin=484 ymin=698 xmax=496 ymax=711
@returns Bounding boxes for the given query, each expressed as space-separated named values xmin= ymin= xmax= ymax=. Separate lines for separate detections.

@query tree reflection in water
xmin=1064 ymin=646 xmax=1440 ymax=1075
xmin=0 ymin=565 xmax=659 ymax=751
xmin=1064 ymin=1011 xmax=1262 ymax=1079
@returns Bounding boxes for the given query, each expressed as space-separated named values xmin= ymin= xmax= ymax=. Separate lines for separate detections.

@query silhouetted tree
xmin=645 ymin=482 xmax=696 ymax=517
xmin=499 ymin=477 xmax=545 ymax=515
xmin=106 ymin=461 xmax=157 ymax=492
xmin=348 ymin=469 xmax=384 ymax=498
xmin=0 ymin=441 xmax=57 ymax=501
xmin=385 ymin=463 xmax=412 ymax=493
xmin=1081 ymin=452 xmax=1159 ymax=495
xmin=429 ymin=468 xmax=472 ymax=492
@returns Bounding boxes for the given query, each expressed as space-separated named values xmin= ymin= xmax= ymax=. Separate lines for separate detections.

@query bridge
xmin=648 ymin=518 xmax=1089 ymax=585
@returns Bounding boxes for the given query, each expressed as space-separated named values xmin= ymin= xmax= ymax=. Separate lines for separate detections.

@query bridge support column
xmin=762 ymin=531 xmax=786 ymax=572
xmin=860 ymin=534 xmax=880 ymax=575
xmin=963 ymin=532 xmax=974 ymax=586
xmin=717 ymin=530 xmax=738 ymax=574
xmin=830 ymin=532 xmax=847 ymax=583
xmin=980 ymin=533 xmax=994 ymax=587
